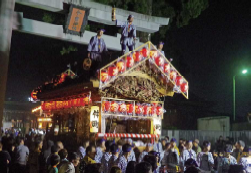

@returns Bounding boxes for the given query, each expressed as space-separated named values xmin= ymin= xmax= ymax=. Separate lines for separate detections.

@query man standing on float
xmin=87 ymin=28 xmax=108 ymax=78
xmin=157 ymin=41 xmax=165 ymax=56
xmin=116 ymin=15 xmax=136 ymax=55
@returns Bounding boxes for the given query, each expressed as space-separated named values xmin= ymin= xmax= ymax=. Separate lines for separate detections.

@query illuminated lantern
xmin=156 ymin=105 xmax=163 ymax=116
xmin=116 ymin=60 xmax=125 ymax=73
xmin=133 ymin=51 xmax=142 ymax=63
xmin=135 ymin=104 xmax=143 ymax=116
xmin=141 ymin=47 xmax=148 ymax=57
xmin=126 ymin=103 xmax=134 ymax=115
xmin=84 ymin=97 xmax=92 ymax=105
xmin=102 ymin=101 xmax=111 ymax=112
xmin=170 ymin=70 xmax=177 ymax=80
xmin=31 ymin=90 xmax=38 ymax=100
xmin=181 ymin=82 xmax=188 ymax=93
xmin=155 ymin=56 xmax=164 ymax=67
xmin=164 ymin=63 xmax=170 ymax=74
xmin=119 ymin=102 xmax=127 ymax=114
xmin=150 ymin=50 xmax=157 ymax=59
xmin=126 ymin=55 xmax=134 ymax=68
xmin=100 ymin=69 xmax=109 ymax=83
xmin=110 ymin=101 xmax=119 ymax=113
xmin=143 ymin=104 xmax=150 ymax=116
xmin=108 ymin=65 xmax=118 ymax=77
xmin=175 ymin=76 xmax=183 ymax=87
xmin=90 ymin=106 xmax=99 ymax=133
xmin=150 ymin=105 xmax=157 ymax=117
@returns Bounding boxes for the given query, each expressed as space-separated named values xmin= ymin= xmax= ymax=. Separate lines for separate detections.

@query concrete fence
xmin=162 ymin=130 xmax=251 ymax=147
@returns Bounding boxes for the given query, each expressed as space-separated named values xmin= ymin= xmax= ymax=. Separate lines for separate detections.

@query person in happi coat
xmin=79 ymin=145 xmax=96 ymax=173
xmin=116 ymin=15 xmax=136 ymax=55
xmin=101 ymin=141 xmax=113 ymax=173
xmin=157 ymin=41 xmax=165 ymax=57
xmin=239 ymin=147 xmax=251 ymax=173
xmin=197 ymin=141 xmax=214 ymax=172
xmin=77 ymin=140 xmax=90 ymax=160
xmin=108 ymin=144 xmax=120 ymax=173
xmin=87 ymin=28 xmax=108 ymax=77
xmin=161 ymin=143 xmax=171 ymax=166
xmin=153 ymin=136 xmax=164 ymax=163
xmin=217 ymin=145 xmax=237 ymax=173
xmin=138 ymin=143 xmax=153 ymax=163
xmin=94 ymin=138 xmax=106 ymax=163
xmin=117 ymin=144 xmax=132 ymax=173
xmin=126 ymin=139 xmax=136 ymax=162
xmin=180 ymin=140 xmax=197 ymax=171
xmin=192 ymin=139 xmax=201 ymax=156
xmin=165 ymin=138 xmax=180 ymax=173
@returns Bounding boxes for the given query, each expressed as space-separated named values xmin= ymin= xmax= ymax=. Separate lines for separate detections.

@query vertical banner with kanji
xmin=65 ymin=4 xmax=90 ymax=36
xmin=90 ymin=106 xmax=99 ymax=133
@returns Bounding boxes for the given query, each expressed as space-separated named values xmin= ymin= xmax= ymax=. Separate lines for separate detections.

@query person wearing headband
xmin=217 ymin=145 xmax=237 ymax=173
xmin=180 ymin=140 xmax=197 ymax=171
xmin=157 ymin=42 xmax=165 ymax=57
xmin=108 ymin=144 xmax=120 ymax=173
xmin=87 ymin=28 xmax=108 ymax=78
xmin=94 ymin=138 xmax=106 ymax=163
xmin=101 ymin=141 xmax=113 ymax=173
xmin=239 ymin=147 xmax=251 ymax=173
xmin=126 ymin=139 xmax=136 ymax=162
xmin=153 ymin=136 xmax=164 ymax=163
xmin=117 ymin=144 xmax=133 ymax=173
xmin=116 ymin=15 xmax=136 ymax=55
xmin=165 ymin=138 xmax=180 ymax=173
xmin=192 ymin=139 xmax=201 ymax=155
xmin=196 ymin=141 xmax=214 ymax=172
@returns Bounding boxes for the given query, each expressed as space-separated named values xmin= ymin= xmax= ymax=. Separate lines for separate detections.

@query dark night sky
xmin=6 ymin=0 xmax=251 ymax=119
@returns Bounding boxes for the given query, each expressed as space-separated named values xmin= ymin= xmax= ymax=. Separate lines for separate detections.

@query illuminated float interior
xmin=32 ymin=42 xmax=188 ymax=142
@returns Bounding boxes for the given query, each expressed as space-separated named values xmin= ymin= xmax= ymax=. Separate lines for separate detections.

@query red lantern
xmin=102 ymin=101 xmax=111 ymax=112
xmin=31 ymin=90 xmax=38 ymax=100
xmin=126 ymin=104 xmax=134 ymax=115
xmin=164 ymin=63 xmax=170 ymax=74
xmin=126 ymin=55 xmax=134 ymax=68
xmin=108 ymin=65 xmax=118 ymax=77
xmin=156 ymin=105 xmax=163 ymax=116
xmin=150 ymin=50 xmax=157 ymax=59
xmin=141 ymin=47 xmax=148 ymax=57
xmin=143 ymin=104 xmax=150 ymax=116
xmin=135 ymin=104 xmax=143 ymax=115
xmin=119 ymin=102 xmax=127 ymax=114
xmin=150 ymin=105 xmax=157 ymax=116
xmin=111 ymin=101 xmax=119 ymax=113
xmin=84 ymin=97 xmax=91 ymax=105
xmin=155 ymin=56 xmax=164 ymax=67
xmin=133 ymin=51 xmax=142 ymax=63
xmin=170 ymin=70 xmax=177 ymax=80
xmin=116 ymin=60 xmax=125 ymax=73
xmin=181 ymin=82 xmax=188 ymax=93
xmin=101 ymin=69 xmax=109 ymax=82
xmin=175 ymin=76 xmax=183 ymax=87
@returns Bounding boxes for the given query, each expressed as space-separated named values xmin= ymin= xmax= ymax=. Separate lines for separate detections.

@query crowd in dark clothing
xmin=0 ymin=133 xmax=250 ymax=173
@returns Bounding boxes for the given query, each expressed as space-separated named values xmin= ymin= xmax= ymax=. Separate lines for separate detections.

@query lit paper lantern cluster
xmin=102 ymin=100 xmax=164 ymax=118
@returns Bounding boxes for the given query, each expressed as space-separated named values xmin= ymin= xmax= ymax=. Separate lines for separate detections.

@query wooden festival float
xmin=31 ymin=42 xmax=188 ymax=143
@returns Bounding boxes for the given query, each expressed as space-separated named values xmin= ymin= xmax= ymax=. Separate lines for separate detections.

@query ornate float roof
xmin=33 ymin=42 xmax=188 ymax=101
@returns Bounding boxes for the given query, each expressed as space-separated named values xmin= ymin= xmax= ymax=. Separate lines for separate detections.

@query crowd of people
xmin=0 ymin=133 xmax=250 ymax=173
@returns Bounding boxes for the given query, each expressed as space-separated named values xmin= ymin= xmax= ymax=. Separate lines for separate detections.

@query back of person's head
xmin=47 ymin=140 xmax=54 ymax=149
xmin=135 ymin=162 xmax=152 ymax=173
xmin=50 ymin=154 xmax=60 ymax=166
xmin=143 ymin=155 xmax=157 ymax=171
xmin=122 ymin=143 xmax=132 ymax=153
xmin=16 ymin=137 xmax=24 ymax=145
xmin=237 ymin=140 xmax=245 ymax=148
xmin=117 ymin=139 xmax=124 ymax=146
xmin=58 ymin=148 xmax=68 ymax=160
xmin=105 ymin=141 xmax=114 ymax=152
xmin=165 ymin=142 xmax=170 ymax=149
xmin=68 ymin=152 xmax=80 ymax=162
xmin=110 ymin=166 xmax=122 ymax=173
xmin=224 ymin=145 xmax=233 ymax=152
xmin=110 ymin=144 xmax=119 ymax=154
xmin=56 ymin=141 xmax=64 ymax=149
xmin=148 ymin=151 xmax=158 ymax=157
xmin=86 ymin=145 xmax=95 ymax=154
xmin=184 ymin=167 xmax=199 ymax=173
xmin=97 ymin=138 xmax=105 ymax=147
xmin=126 ymin=161 xmax=137 ymax=173
xmin=34 ymin=138 xmax=42 ymax=149
xmin=85 ymin=163 xmax=101 ymax=173
xmin=51 ymin=145 xmax=60 ymax=153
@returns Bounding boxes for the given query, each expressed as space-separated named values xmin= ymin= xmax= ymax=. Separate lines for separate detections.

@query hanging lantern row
xmin=102 ymin=100 xmax=164 ymax=118
xmin=100 ymin=47 xmax=150 ymax=83
xmin=41 ymin=97 xmax=92 ymax=111
xmin=149 ymin=50 xmax=188 ymax=93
